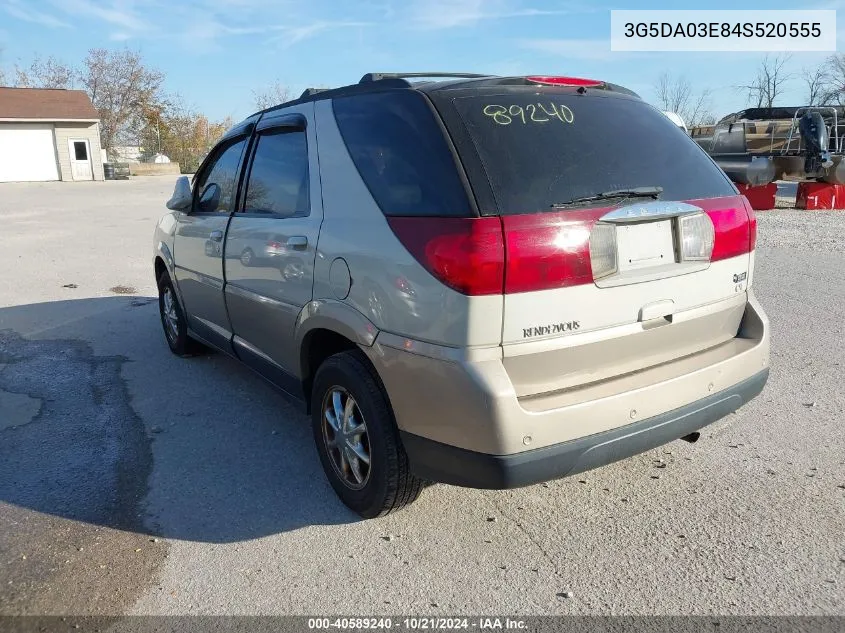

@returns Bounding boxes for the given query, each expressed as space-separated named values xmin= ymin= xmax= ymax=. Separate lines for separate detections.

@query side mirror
xmin=166 ymin=176 xmax=192 ymax=211
xmin=198 ymin=183 xmax=221 ymax=213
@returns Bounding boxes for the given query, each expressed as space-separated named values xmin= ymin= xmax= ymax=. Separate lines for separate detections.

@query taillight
xmin=502 ymin=209 xmax=606 ymax=293
xmin=706 ymin=207 xmax=755 ymax=261
xmin=266 ymin=241 xmax=283 ymax=249
xmin=387 ymin=198 xmax=755 ymax=297
xmin=748 ymin=206 xmax=758 ymax=251
xmin=386 ymin=217 xmax=504 ymax=295
xmin=589 ymin=223 xmax=617 ymax=279
xmin=678 ymin=213 xmax=715 ymax=262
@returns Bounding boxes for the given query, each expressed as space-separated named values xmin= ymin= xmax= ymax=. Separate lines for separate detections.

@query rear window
xmin=333 ymin=91 xmax=471 ymax=217
xmin=449 ymin=93 xmax=735 ymax=215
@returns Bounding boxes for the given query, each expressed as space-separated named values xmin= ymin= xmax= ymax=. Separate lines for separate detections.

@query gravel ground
xmin=758 ymin=208 xmax=845 ymax=253
xmin=0 ymin=178 xmax=843 ymax=617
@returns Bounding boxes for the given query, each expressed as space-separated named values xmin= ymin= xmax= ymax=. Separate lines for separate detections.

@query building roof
xmin=0 ymin=87 xmax=99 ymax=121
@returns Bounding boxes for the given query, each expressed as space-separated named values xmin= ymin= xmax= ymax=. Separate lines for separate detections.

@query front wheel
xmin=311 ymin=351 xmax=423 ymax=518
xmin=157 ymin=271 xmax=207 ymax=357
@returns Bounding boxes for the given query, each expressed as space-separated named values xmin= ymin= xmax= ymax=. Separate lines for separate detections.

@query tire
xmin=311 ymin=350 xmax=423 ymax=518
xmin=157 ymin=271 xmax=207 ymax=357
xmin=240 ymin=248 xmax=254 ymax=267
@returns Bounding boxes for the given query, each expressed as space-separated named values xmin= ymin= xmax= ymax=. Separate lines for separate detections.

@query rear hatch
xmin=429 ymin=81 xmax=757 ymax=398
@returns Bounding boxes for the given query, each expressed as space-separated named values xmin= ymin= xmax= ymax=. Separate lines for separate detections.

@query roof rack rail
xmin=359 ymin=72 xmax=491 ymax=83
xmin=299 ymin=87 xmax=328 ymax=99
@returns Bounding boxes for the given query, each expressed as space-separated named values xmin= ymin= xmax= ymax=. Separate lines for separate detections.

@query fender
xmin=295 ymin=299 xmax=379 ymax=376
xmin=153 ymin=212 xmax=186 ymax=307
xmin=155 ymin=241 xmax=175 ymax=273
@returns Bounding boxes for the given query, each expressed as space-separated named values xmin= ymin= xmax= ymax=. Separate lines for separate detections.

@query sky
xmin=0 ymin=0 xmax=842 ymax=123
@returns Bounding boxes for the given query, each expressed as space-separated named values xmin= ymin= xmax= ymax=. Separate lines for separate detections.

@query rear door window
xmin=243 ymin=128 xmax=310 ymax=217
xmin=332 ymin=91 xmax=471 ymax=217
xmin=446 ymin=93 xmax=735 ymax=215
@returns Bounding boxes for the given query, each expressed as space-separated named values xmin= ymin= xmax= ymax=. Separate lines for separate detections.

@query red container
xmin=734 ymin=182 xmax=777 ymax=211
xmin=796 ymin=182 xmax=845 ymax=210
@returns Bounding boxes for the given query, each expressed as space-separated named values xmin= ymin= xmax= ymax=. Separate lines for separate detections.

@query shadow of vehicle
xmin=0 ymin=297 xmax=359 ymax=544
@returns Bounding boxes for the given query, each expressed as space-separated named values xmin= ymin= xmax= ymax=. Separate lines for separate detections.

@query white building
xmin=0 ymin=87 xmax=105 ymax=182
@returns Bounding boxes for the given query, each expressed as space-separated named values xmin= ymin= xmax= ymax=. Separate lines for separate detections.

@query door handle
xmin=286 ymin=236 xmax=308 ymax=250
xmin=209 ymin=230 xmax=224 ymax=242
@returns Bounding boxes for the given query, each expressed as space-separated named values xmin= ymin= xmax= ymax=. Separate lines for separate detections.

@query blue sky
xmin=0 ymin=0 xmax=841 ymax=122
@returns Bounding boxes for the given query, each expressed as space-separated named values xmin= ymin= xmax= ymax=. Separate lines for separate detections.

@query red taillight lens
xmin=526 ymin=75 xmax=604 ymax=87
xmin=502 ymin=209 xmax=606 ymax=293
xmin=387 ymin=217 xmax=505 ymax=295
xmin=266 ymin=241 xmax=283 ymax=249
xmin=748 ymin=206 xmax=758 ymax=251
xmin=705 ymin=207 xmax=754 ymax=261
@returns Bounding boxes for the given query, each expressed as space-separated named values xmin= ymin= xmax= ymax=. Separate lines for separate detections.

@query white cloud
xmin=409 ymin=0 xmax=572 ymax=29
xmin=519 ymin=38 xmax=616 ymax=61
xmin=2 ymin=0 xmax=370 ymax=50
xmin=2 ymin=0 xmax=71 ymax=29
xmin=49 ymin=0 xmax=149 ymax=32
xmin=271 ymin=21 xmax=371 ymax=47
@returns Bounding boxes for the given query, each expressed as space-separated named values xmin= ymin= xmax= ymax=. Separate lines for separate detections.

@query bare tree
xmin=820 ymin=54 xmax=845 ymax=106
xmin=78 ymin=48 xmax=165 ymax=159
xmin=740 ymin=54 xmax=792 ymax=109
xmin=653 ymin=72 xmax=713 ymax=127
xmin=14 ymin=55 xmax=75 ymax=89
xmin=802 ymin=65 xmax=833 ymax=105
xmin=252 ymin=81 xmax=291 ymax=110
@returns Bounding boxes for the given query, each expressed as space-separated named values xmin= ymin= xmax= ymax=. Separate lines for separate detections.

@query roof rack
xmin=298 ymin=87 xmax=329 ymax=99
xmin=359 ymin=72 xmax=491 ymax=83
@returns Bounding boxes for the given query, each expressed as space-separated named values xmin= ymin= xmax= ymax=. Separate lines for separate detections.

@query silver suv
xmin=153 ymin=73 xmax=770 ymax=518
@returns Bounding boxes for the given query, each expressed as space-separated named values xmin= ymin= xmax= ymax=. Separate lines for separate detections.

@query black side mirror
xmin=198 ymin=183 xmax=221 ymax=213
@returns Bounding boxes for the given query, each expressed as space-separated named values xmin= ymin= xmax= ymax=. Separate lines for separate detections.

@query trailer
xmin=690 ymin=106 xmax=845 ymax=186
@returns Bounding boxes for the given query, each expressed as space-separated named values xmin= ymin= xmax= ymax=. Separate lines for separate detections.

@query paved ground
xmin=0 ymin=177 xmax=843 ymax=616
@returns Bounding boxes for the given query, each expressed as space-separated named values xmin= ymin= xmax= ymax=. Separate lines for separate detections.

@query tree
xmin=740 ymin=54 xmax=792 ymax=109
xmin=252 ymin=81 xmax=291 ymax=110
xmin=820 ymin=54 xmax=845 ymax=106
xmin=13 ymin=55 xmax=75 ymax=89
xmin=138 ymin=96 xmax=233 ymax=173
xmin=653 ymin=72 xmax=713 ymax=127
xmin=803 ymin=65 xmax=831 ymax=105
xmin=79 ymin=48 xmax=165 ymax=159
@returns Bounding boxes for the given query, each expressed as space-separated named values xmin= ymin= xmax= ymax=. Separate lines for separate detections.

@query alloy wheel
xmin=321 ymin=387 xmax=371 ymax=490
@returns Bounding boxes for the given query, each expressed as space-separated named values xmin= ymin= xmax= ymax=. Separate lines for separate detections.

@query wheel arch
xmin=296 ymin=300 xmax=381 ymax=412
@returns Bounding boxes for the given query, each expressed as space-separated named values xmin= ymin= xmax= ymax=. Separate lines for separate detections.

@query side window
xmin=243 ymin=128 xmax=310 ymax=217
xmin=193 ymin=138 xmax=246 ymax=213
xmin=332 ymin=91 xmax=471 ymax=217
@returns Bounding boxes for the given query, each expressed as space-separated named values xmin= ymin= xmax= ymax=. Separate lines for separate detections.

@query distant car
xmin=154 ymin=72 xmax=770 ymax=518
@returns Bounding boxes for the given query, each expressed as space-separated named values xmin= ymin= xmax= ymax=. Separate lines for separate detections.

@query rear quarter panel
xmin=311 ymin=98 xmax=502 ymax=348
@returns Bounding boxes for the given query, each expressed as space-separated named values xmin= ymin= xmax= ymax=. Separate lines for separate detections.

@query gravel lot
xmin=0 ymin=177 xmax=843 ymax=616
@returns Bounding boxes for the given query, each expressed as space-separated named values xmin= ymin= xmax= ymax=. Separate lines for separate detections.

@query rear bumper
xmin=363 ymin=294 xmax=770 ymax=486
xmin=400 ymin=368 xmax=768 ymax=489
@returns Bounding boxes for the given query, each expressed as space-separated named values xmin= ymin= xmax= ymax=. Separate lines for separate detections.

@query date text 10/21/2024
xmin=307 ymin=617 xmax=530 ymax=630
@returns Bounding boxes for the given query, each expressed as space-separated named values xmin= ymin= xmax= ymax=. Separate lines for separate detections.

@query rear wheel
xmin=311 ymin=351 xmax=423 ymax=518
xmin=157 ymin=271 xmax=207 ymax=357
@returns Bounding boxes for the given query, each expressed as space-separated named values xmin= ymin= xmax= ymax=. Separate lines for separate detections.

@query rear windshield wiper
xmin=551 ymin=186 xmax=663 ymax=208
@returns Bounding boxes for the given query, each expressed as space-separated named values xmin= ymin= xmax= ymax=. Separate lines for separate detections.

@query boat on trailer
xmin=690 ymin=106 xmax=845 ymax=186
